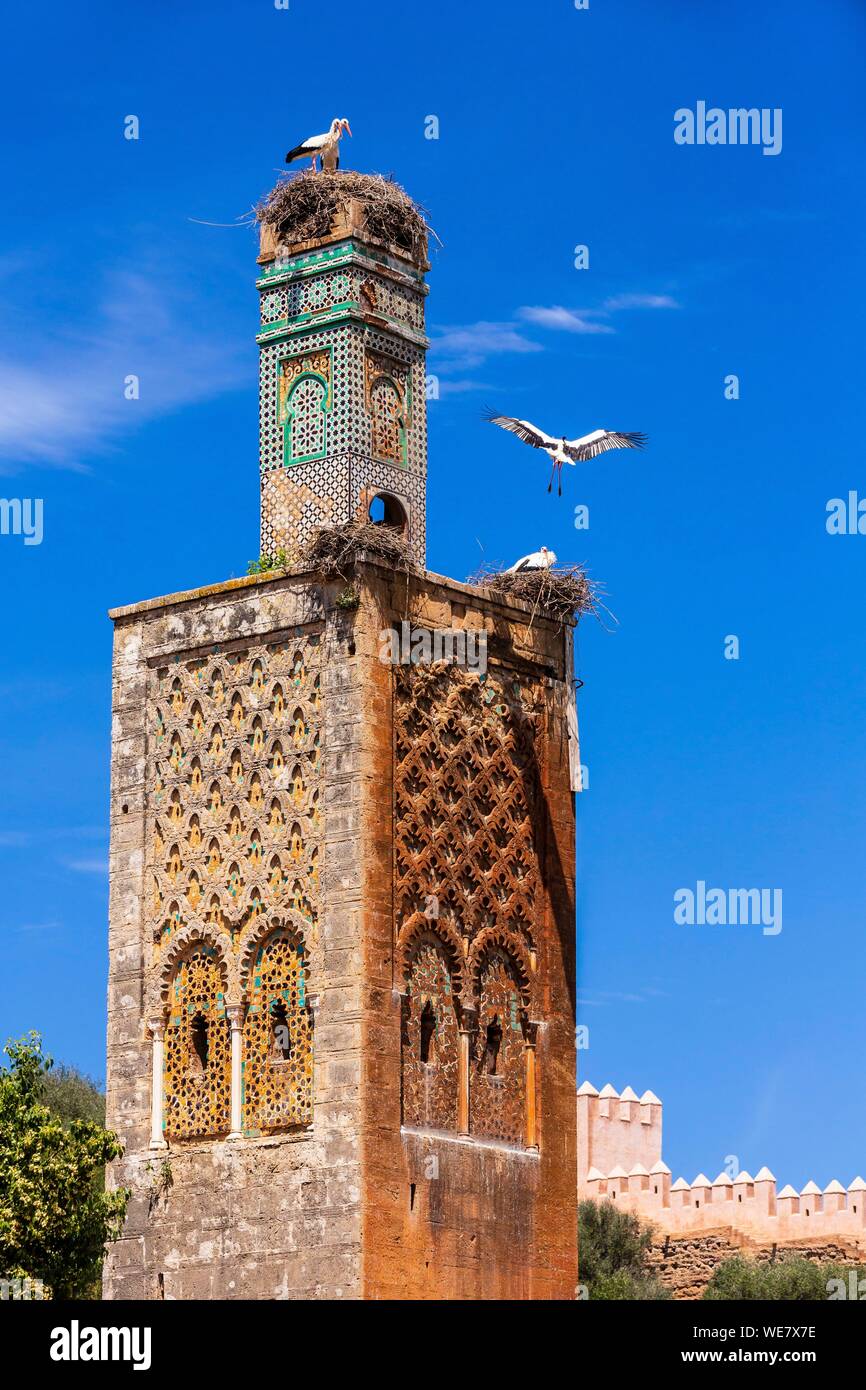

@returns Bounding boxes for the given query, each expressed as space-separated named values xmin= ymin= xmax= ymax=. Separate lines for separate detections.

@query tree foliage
xmin=579 ymin=1198 xmax=670 ymax=1300
xmin=703 ymin=1255 xmax=866 ymax=1301
xmin=0 ymin=1033 xmax=128 ymax=1300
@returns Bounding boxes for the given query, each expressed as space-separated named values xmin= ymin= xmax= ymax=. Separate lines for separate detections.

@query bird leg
xmin=547 ymin=460 xmax=556 ymax=494
xmin=557 ymin=462 xmax=563 ymax=497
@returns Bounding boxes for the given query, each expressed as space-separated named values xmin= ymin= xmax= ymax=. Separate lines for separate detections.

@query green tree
xmin=0 ymin=1033 xmax=128 ymax=1300
xmin=579 ymin=1198 xmax=670 ymax=1300
xmin=40 ymin=1063 xmax=105 ymax=1128
xmin=703 ymin=1255 xmax=866 ymax=1301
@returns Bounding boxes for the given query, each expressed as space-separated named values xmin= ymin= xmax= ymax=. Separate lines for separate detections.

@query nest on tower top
xmin=257 ymin=170 xmax=430 ymax=261
xmin=469 ymin=563 xmax=602 ymax=626
xmin=303 ymin=519 xmax=418 ymax=582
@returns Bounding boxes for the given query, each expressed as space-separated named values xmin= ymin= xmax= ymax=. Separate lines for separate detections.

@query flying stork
xmin=486 ymin=412 xmax=647 ymax=495
xmin=285 ymin=118 xmax=352 ymax=172
xmin=506 ymin=546 xmax=557 ymax=574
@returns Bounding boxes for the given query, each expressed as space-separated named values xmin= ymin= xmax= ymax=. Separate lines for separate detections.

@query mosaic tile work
xmin=257 ymin=230 xmax=428 ymax=567
xmin=394 ymin=663 xmax=541 ymax=1144
xmin=242 ymin=927 xmax=313 ymax=1134
xmin=164 ymin=944 xmax=231 ymax=1139
xmin=147 ymin=631 xmax=323 ymax=1139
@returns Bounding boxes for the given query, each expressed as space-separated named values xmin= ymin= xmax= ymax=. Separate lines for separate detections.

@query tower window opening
xmin=419 ymin=1000 xmax=436 ymax=1064
xmin=189 ymin=1013 xmax=209 ymax=1073
xmin=270 ymin=1000 xmax=292 ymax=1061
xmin=482 ymin=1016 xmax=502 ymax=1075
xmin=367 ymin=492 xmax=407 ymax=531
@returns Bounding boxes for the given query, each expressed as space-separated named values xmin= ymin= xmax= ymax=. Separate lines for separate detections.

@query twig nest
xmin=257 ymin=170 xmax=429 ymax=262
xmin=304 ymin=519 xmax=418 ymax=581
xmin=470 ymin=564 xmax=601 ymax=625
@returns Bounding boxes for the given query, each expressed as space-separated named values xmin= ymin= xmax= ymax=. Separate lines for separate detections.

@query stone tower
xmin=104 ymin=173 xmax=578 ymax=1300
xmin=257 ymin=181 xmax=428 ymax=567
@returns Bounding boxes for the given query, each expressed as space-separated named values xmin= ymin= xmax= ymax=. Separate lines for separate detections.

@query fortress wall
xmin=578 ymin=1081 xmax=866 ymax=1253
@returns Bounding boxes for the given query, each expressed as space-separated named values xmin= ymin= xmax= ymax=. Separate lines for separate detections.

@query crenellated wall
xmin=578 ymin=1080 xmax=866 ymax=1252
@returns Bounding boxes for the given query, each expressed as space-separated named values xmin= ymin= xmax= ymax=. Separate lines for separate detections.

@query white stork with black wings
xmin=485 ymin=412 xmax=647 ymax=495
xmin=506 ymin=546 xmax=557 ymax=574
xmin=285 ymin=118 xmax=352 ymax=172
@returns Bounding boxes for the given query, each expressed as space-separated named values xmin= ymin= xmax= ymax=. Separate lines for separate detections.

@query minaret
xmin=104 ymin=167 xmax=577 ymax=1303
xmin=256 ymin=177 xmax=429 ymax=567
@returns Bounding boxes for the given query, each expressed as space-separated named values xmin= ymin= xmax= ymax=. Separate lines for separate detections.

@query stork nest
xmin=256 ymin=170 xmax=430 ymax=261
xmin=469 ymin=563 xmax=601 ymax=625
xmin=303 ymin=519 xmax=418 ymax=581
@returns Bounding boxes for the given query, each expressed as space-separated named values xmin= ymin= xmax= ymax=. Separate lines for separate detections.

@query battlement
xmin=578 ymin=1081 xmax=866 ymax=1250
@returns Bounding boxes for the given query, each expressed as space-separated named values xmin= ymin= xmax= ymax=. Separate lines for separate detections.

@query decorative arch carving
xmin=396 ymin=913 xmax=465 ymax=1000
xmin=162 ymin=940 xmax=232 ymax=1140
xmin=470 ymin=942 xmax=528 ymax=1147
xmin=401 ymin=929 xmax=460 ymax=1132
xmin=242 ymin=925 xmax=313 ymax=1134
xmin=468 ymin=924 xmax=534 ymax=1014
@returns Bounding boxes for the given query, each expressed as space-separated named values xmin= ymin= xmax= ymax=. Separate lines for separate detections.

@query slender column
xmin=226 ymin=1002 xmax=246 ymax=1140
xmin=457 ymin=1007 xmax=476 ymax=1136
xmin=524 ymin=1022 xmax=540 ymax=1151
xmin=147 ymin=1018 xmax=168 ymax=1150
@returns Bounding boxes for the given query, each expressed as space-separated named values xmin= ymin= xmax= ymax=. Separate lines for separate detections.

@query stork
xmin=506 ymin=547 xmax=557 ymax=574
xmin=485 ymin=412 xmax=647 ymax=495
xmin=285 ymin=118 xmax=352 ymax=172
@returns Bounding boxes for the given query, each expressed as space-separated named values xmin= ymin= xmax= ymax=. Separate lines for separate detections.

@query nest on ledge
xmin=469 ymin=563 xmax=602 ymax=626
xmin=303 ymin=519 xmax=418 ymax=581
xmin=256 ymin=170 xmax=430 ymax=261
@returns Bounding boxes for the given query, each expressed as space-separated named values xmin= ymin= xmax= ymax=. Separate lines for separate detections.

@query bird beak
xmin=342 ymin=120 xmax=352 ymax=136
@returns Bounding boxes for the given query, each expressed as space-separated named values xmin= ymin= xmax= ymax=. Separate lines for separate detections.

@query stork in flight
xmin=485 ymin=412 xmax=647 ymax=495
xmin=506 ymin=546 xmax=557 ymax=574
xmin=285 ymin=118 xmax=352 ymax=172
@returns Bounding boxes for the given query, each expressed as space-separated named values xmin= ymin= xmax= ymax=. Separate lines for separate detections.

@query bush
xmin=579 ymin=1199 xmax=670 ymax=1300
xmin=703 ymin=1255 xmax=866 ymax=1300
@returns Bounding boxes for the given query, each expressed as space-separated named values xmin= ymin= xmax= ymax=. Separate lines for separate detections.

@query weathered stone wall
xmin=648 ymin=1231 xmax=865 ymax=1301
xmin=105 ymin=561 xmax=578 ymax=1300
xmin=105 ymin=570 xmax=365 ymax=1299
xmin=357 ymin=564 xmax=578 ymax=1300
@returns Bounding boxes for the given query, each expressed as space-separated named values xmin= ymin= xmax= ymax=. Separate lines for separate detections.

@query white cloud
xmin=428 ymin=320 xmax=542 ymax=373
xmin=0 ymin=266 xmax=246 ymax=471
xmin=602 ymin=293 xmax=680 ymax=311
xmin=64 ymin=858 xmax=109 ymax=875
xmin=519 ymin=305 xmax=614 ymax=334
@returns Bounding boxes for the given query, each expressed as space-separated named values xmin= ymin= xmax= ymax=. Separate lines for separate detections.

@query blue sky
xmin=1 ymin=0 xmax=865 ymax=1190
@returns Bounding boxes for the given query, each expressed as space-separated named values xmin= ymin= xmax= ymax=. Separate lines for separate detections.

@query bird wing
xmin=505 ymin=553 xmax=532 ymax=574
xmin=485 ymin=413 xmax=559 ymax=451
xmin=564 ymin=429 xmax=647 ymax=461
xmin=285 ymin=132 xmax=329 ymax=162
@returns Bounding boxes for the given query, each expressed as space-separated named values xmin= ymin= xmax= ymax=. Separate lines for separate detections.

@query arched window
xmin=401 ymin=937 xmax=458 ymax=1131
xmin=284 ymin=374 xmax=327 ymax=464
xmin=367 ymin=492 xmax=408 ymax=531
xmin=164 ymin=944 xmax=231 ymax=1139
xmin=470 ymin=949 xmax=526 ymax=1145
xmin=242 ymin=928 xmax=312 ymax=1135
xmin=369 ymin=376 xmax=405 ymax=464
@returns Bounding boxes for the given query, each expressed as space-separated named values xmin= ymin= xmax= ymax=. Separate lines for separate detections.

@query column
xmin=457 ymin=1008 xmax=475 ymax=1136
xmin=226 ymin=1002 xmax=246 ymax=1140
xmin=524 ymin=1022 xmax=539 ymax=1151
xmin=147 ymin=1018 xmax=168 ymax=1150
